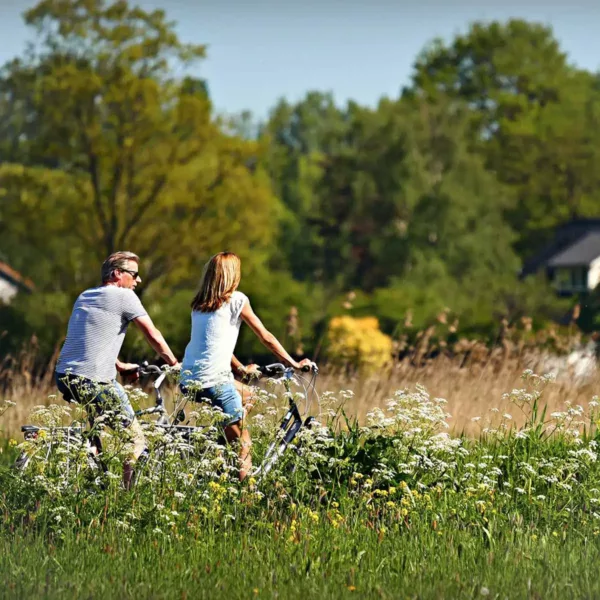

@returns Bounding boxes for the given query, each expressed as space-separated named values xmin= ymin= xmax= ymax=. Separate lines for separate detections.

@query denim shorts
xmin=55 ymin=372 xmax=136 ymax=427
xmin=181 ymin=381 xmax=244 ymax=426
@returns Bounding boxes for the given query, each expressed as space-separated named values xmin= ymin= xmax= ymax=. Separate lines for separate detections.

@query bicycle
xmin=251 ymin=362 xmax=320 ymax=480
xmin=14 ymin=362 xmax=320 ymax=486
xmin=12 ymin=364 xmax=172 ymax=478
xmin=131 ymin=361 xmax=321 ymax=484
xmin=126 ymin=363 xmax=319 ymax=482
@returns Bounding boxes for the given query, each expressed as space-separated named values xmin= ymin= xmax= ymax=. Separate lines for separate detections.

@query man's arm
xmin=133 ymin=315 xmax=178 ymax=366
xmin=115 ymin=358 xmax=140 ymax=381
xmin=115 ymin=358 xmax=139 ymax=371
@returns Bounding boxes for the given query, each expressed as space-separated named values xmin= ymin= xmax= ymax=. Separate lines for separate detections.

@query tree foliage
xmin=406 ymin=19 xmax=600 ymax=255
xmin=0 ymin=0 xmax=279 ymax=296
xmin=0 ymin=8 xmax=586 ymax=361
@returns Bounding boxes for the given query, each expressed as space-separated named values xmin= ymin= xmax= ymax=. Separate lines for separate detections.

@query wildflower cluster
xmin=2 ymin=370 xmax=600 ymax=544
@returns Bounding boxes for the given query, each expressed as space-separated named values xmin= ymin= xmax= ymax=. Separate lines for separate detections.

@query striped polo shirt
xmin=56 ymin=286 xmax=148 ymax=382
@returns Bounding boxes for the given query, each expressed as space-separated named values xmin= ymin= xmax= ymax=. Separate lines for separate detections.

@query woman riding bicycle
xmin=180 ymin=252 xmax=315 ymax=481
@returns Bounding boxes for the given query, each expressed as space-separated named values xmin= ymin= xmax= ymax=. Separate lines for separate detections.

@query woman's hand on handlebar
xmin=295 ymin=358 xmax=318 ymax=372
xmin=239 ymin=363 xmax=262 ymax=380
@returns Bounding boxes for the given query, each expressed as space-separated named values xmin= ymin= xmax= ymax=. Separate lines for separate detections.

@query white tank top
xmin=181 ymin=291 xmax=248 ymax=388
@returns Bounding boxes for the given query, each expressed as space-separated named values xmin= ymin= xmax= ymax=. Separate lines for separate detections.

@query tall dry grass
xmin=316 ymin=311 xmax=597 ymax=434
xmin=1 ymin=340 xmax=596 ymax=439
xmin=319 ymin=352 xmax=598 ymax=434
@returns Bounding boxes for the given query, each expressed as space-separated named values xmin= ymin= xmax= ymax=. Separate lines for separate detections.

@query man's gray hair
xmin=101 ymin=251 xmax=140 ymax=283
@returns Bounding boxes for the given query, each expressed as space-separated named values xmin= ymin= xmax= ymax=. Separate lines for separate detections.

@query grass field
xmin=2 ymin=520 xmax=600 ymax=599
xmin=1 ymin=360 xmax=600 ymax=598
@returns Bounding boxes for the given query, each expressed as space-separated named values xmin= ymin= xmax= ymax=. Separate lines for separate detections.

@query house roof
xmin=547 ymin=232 xmax=600 ymax=267
xmin=0 ymin=262 xmax=34 ymax=292
xmin=520 ymin=218 xmax=600 ymax=277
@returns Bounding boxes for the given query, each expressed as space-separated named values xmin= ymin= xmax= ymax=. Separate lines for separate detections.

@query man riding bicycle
xmin=55 ymin=251 xmax=179 ymax=488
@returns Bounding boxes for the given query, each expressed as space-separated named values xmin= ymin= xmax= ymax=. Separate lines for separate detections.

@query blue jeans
xmin=55 ymin=372 xmax=135 ymax=427
xmin=180 ymin=381 xmax=244 ymax=426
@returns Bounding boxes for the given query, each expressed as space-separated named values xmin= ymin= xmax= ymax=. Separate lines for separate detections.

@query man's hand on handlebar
xmin=127 ymin=361 xmax=182 ymax=380
xmin=117 ymin=361 xmax=141 ymax=383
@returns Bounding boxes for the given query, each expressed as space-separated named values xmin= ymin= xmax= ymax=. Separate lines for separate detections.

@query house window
xmin=554 ymin=266 xmax=588 ymax=292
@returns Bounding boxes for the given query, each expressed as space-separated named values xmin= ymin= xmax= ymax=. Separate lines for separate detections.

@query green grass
xmin=1 ymin=521 xmax=599 ymax=599
xmin=2 ymin=374 xmax=600 ymax=598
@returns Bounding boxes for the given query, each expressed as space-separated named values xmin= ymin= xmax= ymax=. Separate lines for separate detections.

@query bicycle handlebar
xmin=119 ymin=361 xmax=163 ymax=378
xmin=258 ymin=363 xmax=318 ymax=375
xmin=139 ymin=364 xmax=162 ymax=376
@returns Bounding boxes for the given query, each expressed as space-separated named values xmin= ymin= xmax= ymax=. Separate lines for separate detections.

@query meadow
xmin=1 ymin=349 xmax=600 ymax=599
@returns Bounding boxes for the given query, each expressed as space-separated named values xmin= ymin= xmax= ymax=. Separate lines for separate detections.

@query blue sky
xmin=1 ymin=0 xmax=599 ymax=119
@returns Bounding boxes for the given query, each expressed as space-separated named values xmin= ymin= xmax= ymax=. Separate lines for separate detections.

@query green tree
xmin=408 ymin=20 xmax=570 ymax=138
xmin=406 ymin=19 xmax=600 ymax=256
xmin=264 ymin=89 xmax=563 ymax=334
xmin=0 ymin=0 xmax=279 ymax=295
xmin=261 ymin=93 xmax=350 ymax=284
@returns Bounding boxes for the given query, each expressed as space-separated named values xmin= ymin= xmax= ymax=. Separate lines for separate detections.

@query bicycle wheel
xmin=13 ymin=451 xmax=31 ymax=472
xmin=13 ymin=426 xmax=98 ymax=480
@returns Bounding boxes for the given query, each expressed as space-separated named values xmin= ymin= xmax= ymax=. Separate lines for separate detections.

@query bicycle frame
xmin=252 ymin=364 xmax=318 ymax=480
xmin=15 ymin=424 xmax=100 ymax=475
xmin=137 ymin=362 xmax=320 ymax=480
xmin=16 ymin=362 xmax=319 ymax=484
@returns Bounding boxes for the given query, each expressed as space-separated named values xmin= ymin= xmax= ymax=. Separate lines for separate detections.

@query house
xmin=0 ymin=261 xmax=34 ymax=304
xmin=520 ymin=219 xmax=600 ymax=295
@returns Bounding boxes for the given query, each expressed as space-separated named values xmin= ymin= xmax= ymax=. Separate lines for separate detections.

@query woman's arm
xmin=230 ymin=355 xmax=260 ymax=379
xmin=240 ymin=300 xmax=313 ymax=370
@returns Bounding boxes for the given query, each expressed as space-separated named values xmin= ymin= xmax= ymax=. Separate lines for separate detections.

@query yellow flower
xmin=8 ymin=439 xmax=18 ymax=447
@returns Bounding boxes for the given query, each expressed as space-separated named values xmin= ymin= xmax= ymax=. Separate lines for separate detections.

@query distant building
xmin=521 ymin=219 xmax=600 ymax=295
xmin=0 ymin=261 xmax=34 ymax=304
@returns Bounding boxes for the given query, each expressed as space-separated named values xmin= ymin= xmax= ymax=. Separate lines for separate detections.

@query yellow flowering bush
xmin=326 ymin=316 xmax=393 ymax=373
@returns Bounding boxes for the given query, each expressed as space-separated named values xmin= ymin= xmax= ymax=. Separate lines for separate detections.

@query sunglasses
xmin=119 ymin=268 xmax=139 ymax=279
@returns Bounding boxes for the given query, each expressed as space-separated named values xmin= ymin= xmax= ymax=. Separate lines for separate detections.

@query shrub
xmin=326 ymin=315 xmax=392 ymax=373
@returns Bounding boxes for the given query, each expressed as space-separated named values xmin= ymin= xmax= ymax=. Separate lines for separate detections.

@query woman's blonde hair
xmin=191 ymin=252 xmax=241 ymax=312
